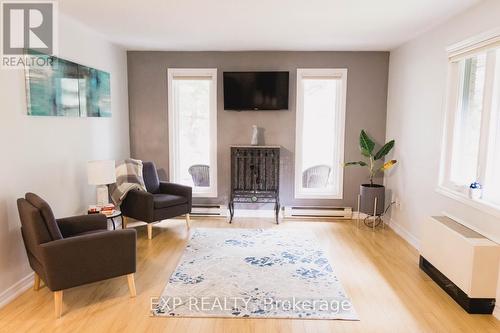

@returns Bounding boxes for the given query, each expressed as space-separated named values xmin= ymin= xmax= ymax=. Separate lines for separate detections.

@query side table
xmin=105 ymin=210 xmax=123 ymax=230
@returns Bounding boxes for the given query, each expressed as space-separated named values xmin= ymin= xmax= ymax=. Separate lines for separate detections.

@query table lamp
xmin=87 ymin=160 xmax=116 ymax=207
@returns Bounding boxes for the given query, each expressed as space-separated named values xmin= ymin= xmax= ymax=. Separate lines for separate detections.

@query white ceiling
xmin=59 ymin=0 xmax=481 ymax=51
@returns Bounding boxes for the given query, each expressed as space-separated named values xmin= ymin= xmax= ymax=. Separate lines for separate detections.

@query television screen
xmin=223 ymin=72 xmax=289 ymax=110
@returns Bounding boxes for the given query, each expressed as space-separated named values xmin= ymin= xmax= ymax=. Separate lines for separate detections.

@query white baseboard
xmin=0 ymin=272 xmax=34 ymax=310
xmin=493 ymin=304 xmax=500 ymax=320
xmin=233 ymin=209 xmax=276 ymax=218
xmin=387 ymin=218 xmax=420 ymax=251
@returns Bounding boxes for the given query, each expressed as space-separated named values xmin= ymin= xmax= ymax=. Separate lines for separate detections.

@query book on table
xmin=88 ymin=204 xmax=116 ymax=216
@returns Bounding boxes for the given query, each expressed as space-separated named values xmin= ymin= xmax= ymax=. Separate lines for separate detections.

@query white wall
xmin=385 ymin=0 xmax=500 ymax=317
xmin=0 ymin=14 xmax=130 ymax=304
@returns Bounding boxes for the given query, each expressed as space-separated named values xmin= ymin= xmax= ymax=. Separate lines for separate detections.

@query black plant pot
xmin=360 ymin=184 xmax=385 ymax=216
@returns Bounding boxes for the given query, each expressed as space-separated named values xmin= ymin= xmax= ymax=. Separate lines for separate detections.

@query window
xmin=440 ymin=32 xmax=500 ymax=210
xmin=449 ymin=53 xmax=486 ymax=186
xmin=295 ymin=69 xmax=347 ymax=199
xmin=167 ymin=68 xmax=217 ymax=197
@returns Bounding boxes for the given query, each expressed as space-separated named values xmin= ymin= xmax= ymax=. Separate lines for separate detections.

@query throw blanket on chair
xmin=109 ymin=159 xmax=147 ymax=206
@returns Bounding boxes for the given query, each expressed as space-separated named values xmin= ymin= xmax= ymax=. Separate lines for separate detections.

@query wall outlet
xmin=392 ymin=195 xmax=401 ymax=210
xmin=395 ymin=198 xmax=401 ymax=210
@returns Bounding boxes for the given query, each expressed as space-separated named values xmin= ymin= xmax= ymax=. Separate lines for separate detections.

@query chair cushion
xmin=25 ymin=193 xmax=63 ymax=240
xmin=153 ymin=194 xmax=187 ymax=209
xmin=143 ymin=161 xmax=160 ymax=194
xmin=69 ymin=229 xmax=106 ymax=237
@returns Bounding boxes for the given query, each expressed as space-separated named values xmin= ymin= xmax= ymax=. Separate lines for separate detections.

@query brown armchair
xmin=17 ymin=193 xmax=137 ymax=318
xmin=120 ymin=161 xmax=192 ymax=239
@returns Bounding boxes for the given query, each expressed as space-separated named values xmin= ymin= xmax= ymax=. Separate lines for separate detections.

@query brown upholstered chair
xmin=17 ymin=193 xmax=137 ymax=318
xmin=120 ymin=161 xmax=192 ymax=239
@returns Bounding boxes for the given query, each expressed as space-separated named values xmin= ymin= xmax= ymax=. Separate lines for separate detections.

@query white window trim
xmin=167 ymin=68 xmax=218 ymax=198
xmin=447 ymin=28 xmax=500 ymax=61
xmin=436 ymin=186 xmax=500 ymax=219
xmin=294 ymin=68 xmax=348 ymax=199
xmin=437 ymin=30 xmax=500 ymax=214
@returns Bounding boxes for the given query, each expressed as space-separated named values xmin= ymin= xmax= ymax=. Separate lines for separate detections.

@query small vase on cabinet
xmin=251 ymin=125 xmax=259 ymax=145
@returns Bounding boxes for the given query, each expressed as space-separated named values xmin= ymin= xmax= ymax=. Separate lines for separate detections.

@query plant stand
xmin=356 ymin=194 xmax=385 ymax=230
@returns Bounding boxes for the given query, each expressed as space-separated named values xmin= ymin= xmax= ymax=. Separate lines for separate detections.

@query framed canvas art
xmin=25 ymin=51 xmax=111 ymax=117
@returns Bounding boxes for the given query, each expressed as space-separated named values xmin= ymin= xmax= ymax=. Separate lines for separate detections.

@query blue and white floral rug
xmin=152 ymin=228 xmax=358 ymax=320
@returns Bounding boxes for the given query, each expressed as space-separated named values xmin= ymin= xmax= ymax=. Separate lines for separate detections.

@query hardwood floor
xmin=0 ymin=217 xmax=499 ymax=332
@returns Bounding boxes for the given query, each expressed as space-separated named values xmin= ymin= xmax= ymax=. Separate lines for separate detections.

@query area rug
xmin=152 ymin=228 xmax=358 ymax=320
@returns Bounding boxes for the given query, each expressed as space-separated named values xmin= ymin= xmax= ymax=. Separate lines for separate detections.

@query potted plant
xmin=345 ymin=130 xmax=397 ymax=215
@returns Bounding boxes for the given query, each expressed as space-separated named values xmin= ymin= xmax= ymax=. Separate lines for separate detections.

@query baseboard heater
xmin=420 ymin=216 xmax=500 ymax=314
xmin=191 ymin=204 xmax=227 ymax=217
xmin=284 ymin=206 xmax=352 ymax=219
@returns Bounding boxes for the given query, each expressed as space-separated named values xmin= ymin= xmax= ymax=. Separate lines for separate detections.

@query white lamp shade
xmin=87 ymin=160 xmax=116 ymax=185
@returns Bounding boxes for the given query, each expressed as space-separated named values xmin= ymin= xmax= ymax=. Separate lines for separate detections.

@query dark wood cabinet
xmin=229 ymin=146 xmax=280 ymax=224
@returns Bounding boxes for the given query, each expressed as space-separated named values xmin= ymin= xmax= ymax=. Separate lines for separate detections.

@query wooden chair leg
xmin=54 ymin=291 xmax=63 ymax=318
xmin=127 ymin=274 xmax=136 ymax=298
xmin=147 ymin=224 xmax=153 ymax=240
xmin=33 ymin=272 xmax=40 ymax=291
xmin=185 ymin=213 xmax=191 ymax=229
xmin=122 ymin=216 xmax=128 ymax=229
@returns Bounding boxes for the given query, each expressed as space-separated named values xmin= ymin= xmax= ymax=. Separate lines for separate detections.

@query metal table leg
xmin=110 ymin=217 xmax=116 ymax=230
xmin=228 ymin=200 xmax=234 ymax=223
xmin=274 ymin=197 xmax=280 ymax=224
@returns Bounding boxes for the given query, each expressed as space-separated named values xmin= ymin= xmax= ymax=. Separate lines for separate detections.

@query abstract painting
xmin=25 ymin=51 xmax=111 ymax=117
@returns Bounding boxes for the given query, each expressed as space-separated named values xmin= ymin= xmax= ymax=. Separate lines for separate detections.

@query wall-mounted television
xmin=223 ymin=71 xmax=289 ymax=111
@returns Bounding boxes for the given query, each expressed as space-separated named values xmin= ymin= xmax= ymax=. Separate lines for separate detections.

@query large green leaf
xmin=374 ymin=140 xmax=395 ymax=160
xmin=344 ymin=161 xmax=368 ymax=167
xmin=359 ymin=130 xmax=375 ymax=157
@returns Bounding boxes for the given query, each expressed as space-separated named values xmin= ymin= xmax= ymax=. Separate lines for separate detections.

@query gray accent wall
xmin=127 ymin=51 xmax=389 ymax=209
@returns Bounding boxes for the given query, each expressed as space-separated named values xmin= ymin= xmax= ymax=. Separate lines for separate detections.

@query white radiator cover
xmin=191 ymin=204 xmax=227 ymax=217
xmin=284 ymin=206 xmax=352 ymax=219
xmin=421 ymin=216 xmax=500 ymax=298
xmin=192 ymin=205 xmax=352 ymax=219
